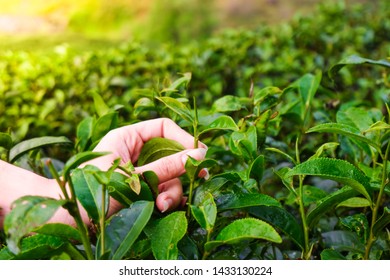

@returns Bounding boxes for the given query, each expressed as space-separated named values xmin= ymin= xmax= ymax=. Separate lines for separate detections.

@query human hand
xmin=88 ymin=118 xmax=208 ymax=213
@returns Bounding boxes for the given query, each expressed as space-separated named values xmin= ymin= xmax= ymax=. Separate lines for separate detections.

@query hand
xmin=88 ymin=118 xmax=208 ymax=213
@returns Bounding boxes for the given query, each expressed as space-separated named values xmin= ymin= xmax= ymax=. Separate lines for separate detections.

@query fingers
xmin=134 ymin=148 xmax=207 ymax=184
xmin=131 ymin=118 xmax=207 ymax=150
xmin=156 ymin=178 xmax=183 ymax=213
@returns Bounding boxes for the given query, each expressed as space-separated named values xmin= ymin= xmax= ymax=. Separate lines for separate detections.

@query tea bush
xmin=0 ymin=0 xmax=390 ymax=260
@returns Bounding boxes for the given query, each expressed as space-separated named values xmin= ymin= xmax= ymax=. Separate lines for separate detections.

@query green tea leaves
xmin=286 ymin=158 xmax=372 ymax=204
xmin=4 ymin=196 xmax=66 ymax=254
xmin=137 ymin=137 xmax=185 ymax=166
xmin=151 ymin=211 xmax=187 ymax=260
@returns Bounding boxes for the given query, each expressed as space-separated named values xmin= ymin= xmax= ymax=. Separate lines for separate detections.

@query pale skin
xmin=0 ymin=118 xmax=207 ymax=228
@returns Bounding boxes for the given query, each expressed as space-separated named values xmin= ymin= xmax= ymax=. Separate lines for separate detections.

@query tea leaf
xmin=151 ymin=211 xmax=187 ymax=260
xmin=320 ymin=249 xmax=347 ymax=260
xmin=142 ymin=170 xmax=159 ymax=198
xmin=249 ymin=206 xmax=305 ymax=249
xmin=307 ymin=186 xmax=359 ymax=227
xmin=198 ymin=115 xmax=238 ymax=136
xmin=212 ymin=95 xmax=244 ymax=112
xmin=76 ymin=116 xmax=94 ymax=152
xmin=103 ymin=200 xmax=154 ymax=260
xmin=91 ymin=112 xmax=119 ymax=143
xmin=309 ymin=142 xmax=339 ymax=160
xmin=205 ymin=218 xmax=282 ymax=252
xmin=71 ymin=165 xmax=108 ymax=222
xmin=373 ymin=207 xmax=390 ymax=236
xmin=249 ymin=155 xmax=265 ymax=182
xmin=286 ymin=158 xmax=372 ymax=204
xmin=4 ymin=196 xmax=66 ymax=254
xmin=33 ymin=223 xmax=82 ymax=242
xmin=62 ymin=151 xmax=109 ymax=179
xmin=137 ymin=137 xmax=185 ymax=166
xmin=337 ymin=197 xmax=371 ymax=208
xmin=329 ymin=55 xmax=390 ymax=80
xmin=185 ymin=157 xmax=217 ymax=181
xmin=125 ymin=173 xmax=142 ymax=195
xmin=190 ymin=192 xmax=217 ymax=230
xmin=163 ymin=72 xmax=192 ymax=92
xmin=92 ymin=91 xmax=110 ymax=117
xmin=0 ymin=132 xmax=12 ymax=150
xmin=217 ymin=193 xmax=281 ymax=211
xmin=306 ymin=123 xmax=380 ymax=152
xmin=340 ymin=213 xmax=369 ymax=243
xmin=9 ymin=136 xmax=72 ymax=163
xmin=156 ymin=96 xmax=194 ymax=123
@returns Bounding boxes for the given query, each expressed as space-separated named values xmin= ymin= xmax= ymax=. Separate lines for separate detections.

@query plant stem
xmin=100 ymin=183 xmax=107 ymax=258
xmin=66 ymin=177 xmax=94 ymax=260
xmin=193 ymin=96 xmax=199 ymax=149
xmin=298 ymin=175 xmax=311 ymax=259
xmin=364 ymin=140 xmax=390 ymax=259
xmin=186 ymin=178 xmax=196 ymax=218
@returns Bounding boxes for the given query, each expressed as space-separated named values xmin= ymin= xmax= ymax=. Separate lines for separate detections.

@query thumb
xmin=134 ymin=148 xmax=207 ymax=183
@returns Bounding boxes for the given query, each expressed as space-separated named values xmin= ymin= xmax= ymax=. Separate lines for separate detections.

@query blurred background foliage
xmin=0 ymin=0 xmax=373 ymax=48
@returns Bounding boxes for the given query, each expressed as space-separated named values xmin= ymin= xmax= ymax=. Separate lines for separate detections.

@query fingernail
xmin=161 ymin=198 xmax=172 ymax=213
xmin=181 ymin=148 xmax=207 ymax=165
xmin=198 ymin=168 xmax=210 ymax=180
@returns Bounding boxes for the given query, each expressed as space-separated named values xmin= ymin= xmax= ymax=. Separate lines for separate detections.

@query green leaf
xmin=253 ymin=86 xmax=282 ymax=106
xmin=320 ymin=249 xmax=347 ymax=260
xmin=126 ymin=173 xmax=142 ymax=195
xmin=190 ymin=192 xmax=217 ymax=230
xmin=322 ymin=230 xmax=365 ymax=254
xmin=151 ymin=211 xmax=187 ymax=260
xmin=71 ymin=165 xmax=108 ymax=222
xmin=76 ymin=116 xmax=94 ymax=152
xmin=329 ymin=55 xmax=390 ymax=80
xmin=229 ymin=126 xmax=257 ymax=161
xmin=0 ymin=234 xmax=67 ymax=260
xmin=340 ymin=213 xmax=369 ymax=243
xmin=134 ymin=97 xmax=155 ymax=116
xmin=297 ymin=71 xmax=322 ymax=120
xmin=184 ymin=157 xmax=217 ymax=180
xmin=4 ymin=196 xmax=66 ymax=254
xmin=306 ymin=123 xmax=381 ymax=152
xmin=103 ymin=201 xmax=154 ymax=260
xmin=163 ymin=72 xmax=192 ymax=92
xmin=0 ymin=132 xmax=12 ymax=150
xmin=337 ymin=197 xmax=371 ymax=208
xmin=373 ymin=207 xmax=390 ymax=236
xmin=91 ymin=112 xmax=118 ymax=143
xmin=9 ymin=136 xmax=72 ymax=163
xmin=309 ymin=142 xmax=339 ymax=160
xmin=142 ymin=170 xmax=159 ymax=198
xmin=217 ymin=193 xmax=281 ymax=211
xmin=249 ymin=206 xmax=305 ymax=249
xmin=285 ymin=158 xmax=372 ymax=204
xmin=156 ymin=96 xmax=194 ymax=123
xmin=33 ymin=223 xmax=82 ymax=242
xmin=205 ymin=218 xmax=282 ymax=252
xmin=62 ymin=151 xmax=109 ymax=179
xmin=137 ymin=137 xmax=185 ymax=166
xmin=198 ymin=115 xmax=238 ymax=136
xmin=92 ymin=91 xmax=110 ymax=117
xmin=212 ymin=95 xmax=244 ymax=112
xmin=108 ymin=172 xmax=154 ymax=207
xmin=307 ymin=187 xmax=359 ymax=227
xmin=249 ymin=155 xmax=265 ymax=182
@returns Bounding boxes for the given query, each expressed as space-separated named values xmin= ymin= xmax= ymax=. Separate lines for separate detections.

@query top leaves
xmin=137 ymin=137 xmax=185 ymax=166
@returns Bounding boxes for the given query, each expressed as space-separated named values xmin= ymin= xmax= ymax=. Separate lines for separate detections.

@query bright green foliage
xmin=137 ymin=137 xmax=185 ymax=166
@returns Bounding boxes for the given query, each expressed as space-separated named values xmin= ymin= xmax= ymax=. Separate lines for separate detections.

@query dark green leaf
xmin=322 ymin=230 xmax=365 ymax=254
xmin=249 ymin=155 xmax=265 ymax=182
xmin=62 ymin=151 xmax=109 ymax=179
xmin=307 ymin=187 xmax=359 ymax=227
xmin=340 ymin=213 xmax=369 ymax=243
xmin=4 ymin=196 xmax=66 ymax=254
xmin=151 ymin=211 xmax=187 ymax=260
xmin=103 ymin=201 xmax=154 ymax=260
xmin=71 ymin=165 xmax=107 ymax=222
xmin=91 ymin=112 xmax=119 ymax=143
xmin=306 ymin=122 xmax=380 ymax=152
xmin=373 ymin=207 xmax=390 ymax=236
xmin=329 ymin=55 xmax=390 ymax=80
xmin=320 ymin=249 xmax=347 ymax=260
xmin=0 ymin=132 xmax=12 ymax=150
xmin=9 ymin=136 xmax=72 ymax=163
xmin=285 ymin=158 xmax=372 ymax=204
xmin=137 ymin=137 xmax=185 ymax=166
xmin=249 ymin=206 xmax=304 ymax=249
xmin=217 ymin=193 xmax=281 ymax=211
